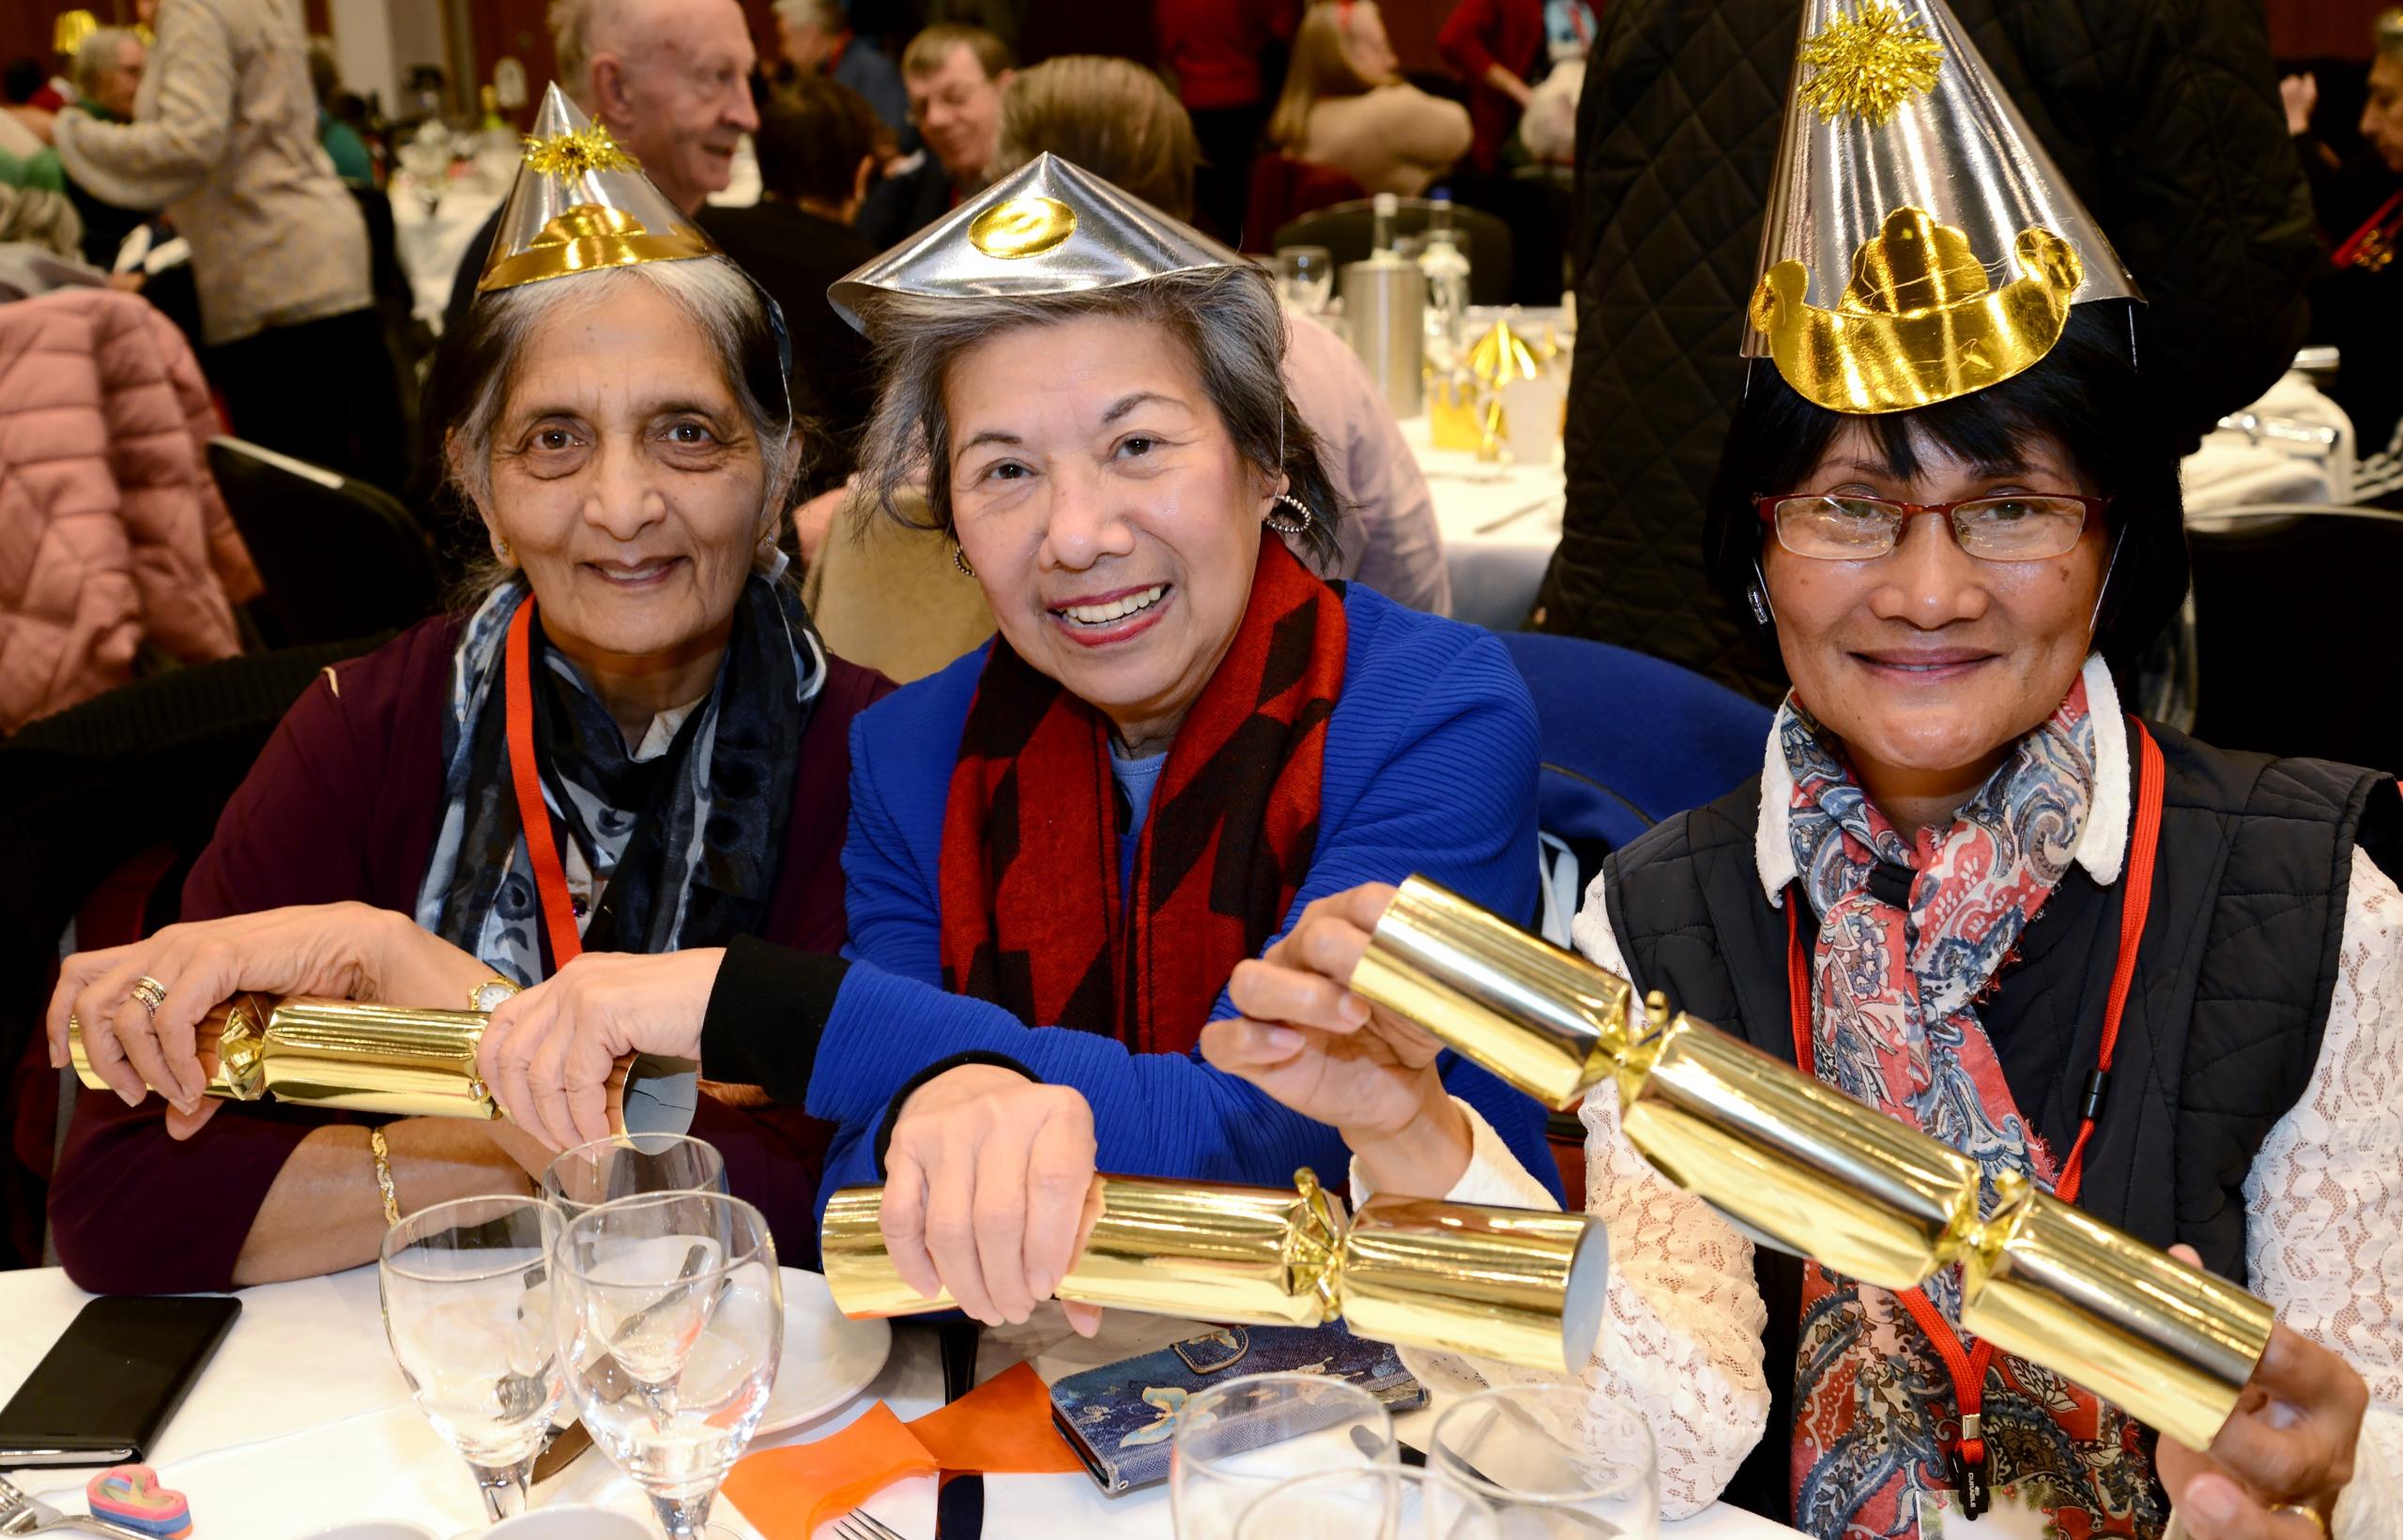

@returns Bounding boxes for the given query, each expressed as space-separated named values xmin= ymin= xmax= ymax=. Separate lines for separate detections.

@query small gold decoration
xmin=1797 ymin=2 xmax=1944 ymax=126
xmin=1430 ymin=316 xmax=1549 ymax=456
xmin=969 ymin=195 xmax=1078 ymax=259
xmin=1751 ymin=205 xmax=2082 ymax=414
xmin=520 ymin=123 xmax=639 ymax=178
xmin=54 ymin=9 xmax=99 ymax=58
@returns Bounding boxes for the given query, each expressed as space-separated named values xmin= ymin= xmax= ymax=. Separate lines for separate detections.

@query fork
xmin=831 ymin=1510 xmax=911 ymax=1540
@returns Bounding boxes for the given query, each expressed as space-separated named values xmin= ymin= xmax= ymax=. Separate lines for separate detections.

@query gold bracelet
xmin=369 ymin=1125 xmax=401 ymax=1226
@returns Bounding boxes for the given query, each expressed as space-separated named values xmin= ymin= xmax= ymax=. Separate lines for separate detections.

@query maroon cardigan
xmin=47 ymin=614 xmax=892 ymax=1294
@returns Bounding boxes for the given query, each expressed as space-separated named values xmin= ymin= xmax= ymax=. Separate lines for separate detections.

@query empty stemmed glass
xmin=553 ymin=1191 xmax=783 ymax=1540
xmin=1171 ymin=1372 xmax=1396 ymax=1537
xmin=1429 ymin=1388 xmax=1660 ymax=1539
xmin=1277 ymin=244 xmax=1337 ymax=317
xmin=377 ymin=1194 xmax=566 ymax=1523
xmin=1236 ymin=1467 xmax=1500 ymax=1540
xmin=541 ymin=1132 xmax=728 ymax=1221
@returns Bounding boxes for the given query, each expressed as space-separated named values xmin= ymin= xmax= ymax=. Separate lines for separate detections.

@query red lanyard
xmin=1567 ymin=1 xmax=1592 ymax=46
xmin=1783 ymin=720 xmax=2165 ymax=1513
xmin=505 ymin=599 xmax=584 ymax=970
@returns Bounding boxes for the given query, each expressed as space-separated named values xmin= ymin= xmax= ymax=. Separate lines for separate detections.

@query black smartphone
xmin=0 ymin=1295 xmax=240 ymax=1468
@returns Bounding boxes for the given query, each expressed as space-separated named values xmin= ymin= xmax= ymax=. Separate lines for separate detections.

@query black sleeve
xmin=696 ymin=934 xmax=851 ymax=1103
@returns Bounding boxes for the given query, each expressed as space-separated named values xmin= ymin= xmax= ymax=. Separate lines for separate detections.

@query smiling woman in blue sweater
xmin=473 ymin=155 xmax=1557 ymax=1324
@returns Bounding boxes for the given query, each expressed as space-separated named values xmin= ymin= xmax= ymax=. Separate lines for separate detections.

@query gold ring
xmin=2274 ymin=1503 xmax=2330 ymax=1537
xmin=130 ymin=975 xmax=168 ymax=1013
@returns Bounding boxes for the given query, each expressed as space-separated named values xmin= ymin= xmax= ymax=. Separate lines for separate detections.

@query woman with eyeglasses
xmin=1196 ymin=8 xmax=2402 ymax=1529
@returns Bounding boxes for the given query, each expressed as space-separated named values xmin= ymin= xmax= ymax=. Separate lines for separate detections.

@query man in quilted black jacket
xmin=1537 ymin=0 xmax=2317 ymax=702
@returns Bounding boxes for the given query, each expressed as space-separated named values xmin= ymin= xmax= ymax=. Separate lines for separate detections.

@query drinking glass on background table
xmin=1171 ymin=1372 xmax=1395 ymax=1537
xmin=554 ymin=1192 xmax=783 ymax=1540
xmin=541 ymin=1133 xmax=728 ymax=1220
xmin=1276 ymin=245 xmax=1336 ymax=318
xmin=1430 ymin=1388 xmax=1660 ymax=1539
xmin=378 ymin=1195 xmax=566 ymax=1523
xmin=1235 ymin=1467 xmax=1501 ymax=1540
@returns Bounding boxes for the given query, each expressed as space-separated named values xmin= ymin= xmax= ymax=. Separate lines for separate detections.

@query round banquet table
xmin=0 ymin=1264 xmax=1803 ymax=1539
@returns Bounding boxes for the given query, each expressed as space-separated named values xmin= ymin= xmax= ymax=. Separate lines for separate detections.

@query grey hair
xmin=773 ymin=0 xmax=845 ymax=31
xmin=70 ymin=27 xmax=139 ymax=97
xmin=854 ymin=264 xmax=1341 ymax=566
xmin=547 ymin=0 xmax=631 ymax=99
xmin=435 ymin=258 xmax=799 ymax=601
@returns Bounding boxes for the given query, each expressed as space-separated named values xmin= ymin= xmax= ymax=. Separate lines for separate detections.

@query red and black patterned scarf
xmin=937 ymin=539 xmax=1347 ymax=1055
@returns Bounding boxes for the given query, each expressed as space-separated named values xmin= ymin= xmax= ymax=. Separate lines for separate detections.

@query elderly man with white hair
xmin=442 ymin=0 xmax=760 ymax=334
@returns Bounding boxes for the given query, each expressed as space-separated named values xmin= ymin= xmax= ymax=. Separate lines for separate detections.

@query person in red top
xmin=1437 ymin=0 xmax=1594 ymax=173
xmin=1156 ymin=0 xmax=1299 ymax=240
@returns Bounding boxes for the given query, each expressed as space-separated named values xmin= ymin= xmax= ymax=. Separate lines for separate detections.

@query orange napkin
xmin=721 ymin=1363 xmax=1084 ymax=1536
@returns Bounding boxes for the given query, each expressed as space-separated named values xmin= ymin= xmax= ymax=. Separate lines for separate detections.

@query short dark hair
xmin=2 ymin=57 xmax=43 ymax=105
xmin=1703 ymin=301 xmax=2189 ymax=674
xmin=756 ymin=76 xmax=881 ymax=206
xmin=901 ymin=23 xmax=1011 ymax=82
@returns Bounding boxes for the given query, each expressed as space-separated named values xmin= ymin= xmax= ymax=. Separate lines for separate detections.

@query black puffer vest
xmin=1599 ymin=722 xmax=2400 ymax=1523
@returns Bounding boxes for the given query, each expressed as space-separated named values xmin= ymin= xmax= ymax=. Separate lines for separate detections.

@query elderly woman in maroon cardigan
xmin=41 ymin=237 xmax=887 ymax=1294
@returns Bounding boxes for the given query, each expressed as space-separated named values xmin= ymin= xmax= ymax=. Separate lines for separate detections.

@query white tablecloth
xmin=390 ymin=184 xmax=503 ymax=331
xmin=1404 ymin=414 xmax=1564 ymax=632
xmin=0 ymin=1266 xmax=1800 ymax=1540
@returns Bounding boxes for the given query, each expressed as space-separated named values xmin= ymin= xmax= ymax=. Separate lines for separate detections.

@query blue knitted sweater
xmin=800 ymin=584 xmax=1561 ymax=1212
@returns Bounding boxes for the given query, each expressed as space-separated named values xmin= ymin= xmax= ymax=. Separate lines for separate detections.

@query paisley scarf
xmin=1782 ymin=675 xmax=2164 ymax=1539
xmin=414 ymin=575 xmax=828 ymax=981
xmin=936 ymin=538 xmax=1345 ymax=1054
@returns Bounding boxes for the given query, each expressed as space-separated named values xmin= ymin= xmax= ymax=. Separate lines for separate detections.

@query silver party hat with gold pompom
xmin=477 ymin=83 xmax=717 ymax=294
xmin=1744 ymin=0 xmax=2140 ymax=414
xmin=827 ymin=152 xmax=1245 ymax=330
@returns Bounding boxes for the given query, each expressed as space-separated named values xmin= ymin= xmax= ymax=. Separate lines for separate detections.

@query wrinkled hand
xmin=2157 ymin=1245 xmax=2364 ymax=1539
xmin=476 ymin=949 xmax=724 ymax=1152
xmin=1203 ymin=882 xmax=1471 ymax=1197
xmin=880 ymin=1064 xmax=1102 ymax=1334
xmin=45 ymin=903 xmax=460 ymax=1136
xmin=2280 ymin=73 xmax=2319 ymax=138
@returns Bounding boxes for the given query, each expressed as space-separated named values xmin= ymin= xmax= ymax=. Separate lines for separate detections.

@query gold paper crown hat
xmin=1746 ymin=0 xmax=2140 ymax=414
xmin=828 ymin=152 xmax=1246 ymax=330
xmin=477 ymin=83 xmax=716 ymax=293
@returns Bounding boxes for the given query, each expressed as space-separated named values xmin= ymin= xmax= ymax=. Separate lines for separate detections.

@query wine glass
xmin=1429 ymin=1388 xmax=1660 ymax=1539
xmin=554 ymin=1191 xmax=783 ymax=1540
xmin=1234 ymin=1467 xmax=1501 ymax=1540
xmin=1171 ymin=1372 xmax=1395 ymax=1537
xmin=1277 ymin=245 xmax=1337 ymax=317
xmin=394 ymin=122 xmax=451 ymax=218
xmin=541 ymin=1133 xmax=728 ymax=1221
xmin=377 ymin=1194 xmax=566 ymax=1523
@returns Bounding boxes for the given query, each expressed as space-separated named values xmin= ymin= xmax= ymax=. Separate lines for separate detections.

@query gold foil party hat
xmin=1745 ymin=0 xmax=2139 ymax=413
xmin=827 ymin=151 xmax=1246 ymax=330
xmin=477 ymin=83 xmax=716 ymax=294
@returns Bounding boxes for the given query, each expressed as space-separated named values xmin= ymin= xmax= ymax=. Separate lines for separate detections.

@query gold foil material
xmin=1427 ymin=318 xmax=1548 ymax=456
xmin=1962 ymin=1176 xmax=2275 ymax=1452
xmin=1750 ymin=207 xmax=2083 ymax=415
xmin=72 ymin=996 xmax=497 ymax=1119
xmin=1795 ymin=2 xmax=1944 ymax=125
xmin=968 ymin=196 xmax=1078 ymax=259
xmin=1741 ymin=0 xmax=2140 ymax=407
xmin=477 ymin=84 xmax=715 ymax=294
xmin=1350 ymin=875 xmax=2273 ymax=1446
xmin=1350 ymin=877 xmax=1629 ymax=1110
xmin=820 ymin=1169 xmax=1604 ymax=1374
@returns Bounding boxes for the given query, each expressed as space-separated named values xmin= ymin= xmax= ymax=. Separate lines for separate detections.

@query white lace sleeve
xmin=1365 ymin=875 xmax=1771 ymax=1519
xmin=2244 ymin=855 xmax=2403 ymax=1540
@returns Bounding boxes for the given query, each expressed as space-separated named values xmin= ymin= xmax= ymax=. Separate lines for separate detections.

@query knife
xmin=933 ymin=1322 xmax=983 ymax=1540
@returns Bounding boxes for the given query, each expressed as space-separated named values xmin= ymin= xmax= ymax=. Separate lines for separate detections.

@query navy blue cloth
xmin=804 ymin=585 xmax=1562 ymax=1212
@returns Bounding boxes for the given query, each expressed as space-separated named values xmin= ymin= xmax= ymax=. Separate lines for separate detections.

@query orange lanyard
xmin=1783 ymin=720 xmax=2165 ymax=1515
xmin=505 ymin=599 xmax=584 ymax=971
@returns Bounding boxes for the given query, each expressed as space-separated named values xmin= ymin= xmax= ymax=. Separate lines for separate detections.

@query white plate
xmin=758 ymin=1266 xmax=892 ymax=1434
